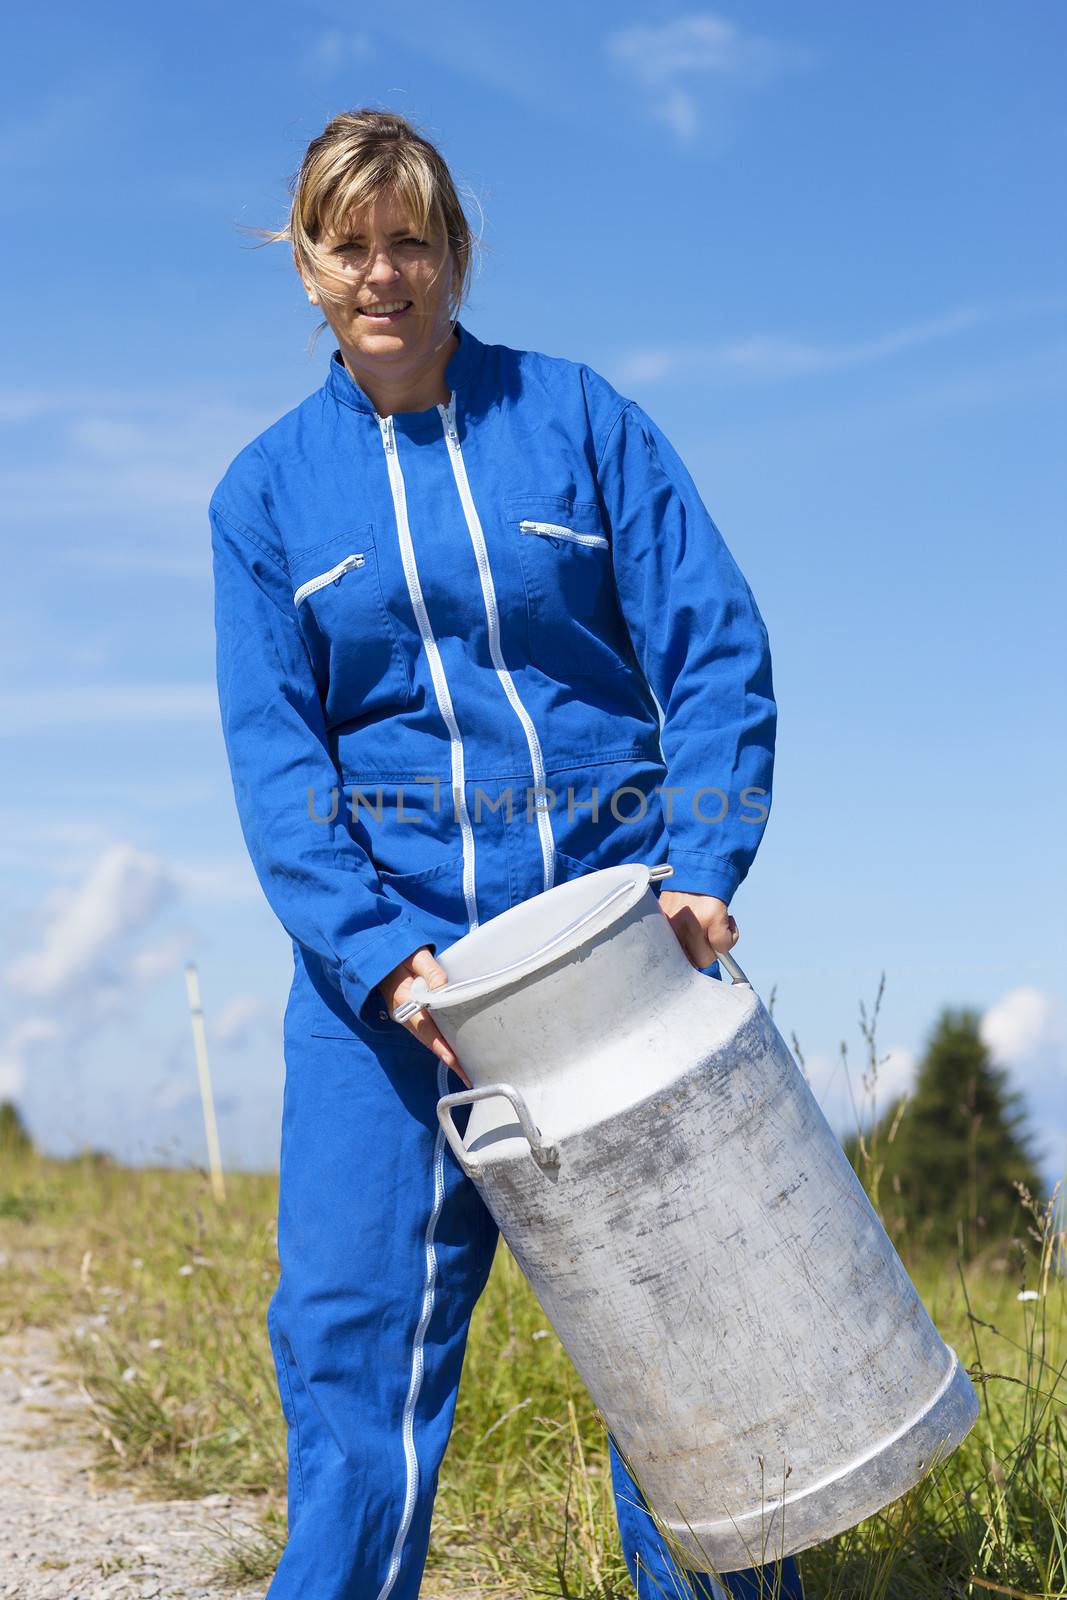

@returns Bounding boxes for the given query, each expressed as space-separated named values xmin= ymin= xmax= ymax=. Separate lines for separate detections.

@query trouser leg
xmin=609 ymin=1437 xmax=804 ymax=1598
xmin=264 ymin=1024 xmax=498 ymax=1600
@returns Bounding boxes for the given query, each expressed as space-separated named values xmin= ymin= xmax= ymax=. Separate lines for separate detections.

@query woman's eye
xmin=337 ymin=237 xmax=426 ymax=248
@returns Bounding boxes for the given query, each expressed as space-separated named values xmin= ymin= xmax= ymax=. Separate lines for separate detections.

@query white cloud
xmin=0 ymin=386 xmax=268 ymax=526
xmin=800 ymin=991 xmax=1065 ymax=1188
xmin=302 ymin=29 xmax=374 ymax=75
xmin=212 ymin=994 xmax=281 ymax=1051
xmin=616 ymin=306 xmax=987 ymax=387
xmin=0 ymin=391 xmax=69 ymax=424
xmin=716 ymin=309 xmax=984 ymax=377
xmin=981 ymin=988 xmax=1066 ymax=1185
xmin=982 ymin=986 xmax=1064 ymax=1063
xmin=0 ymin=814 xmax=120 ymax=874
xmin=0 ymin=845 xmax=288 ymax=1166
xmin=606 ymin=13 xmax=811 ymax=142
xmin=5 ymin=843 xmax=176 ymax=999
xmin=800 ymin=1042 xmax=916 ymax=1137
xmin=0 ymin=845 xmax=200 ymax=1117
xmin=128 ymin=931 xmax=190 ymax=985
xmin=615 ymin=293 xmax=1067 ymax=389
xmin=149 ymin=1075 xmax=202 ymax=1116
xmin=865 ymin=1045 xmax=917 ymax=1110
xmin=608 ymin=12 xmax=806 ymax=85
xmin=0 ymin=1017 xmax=61 ymax=1099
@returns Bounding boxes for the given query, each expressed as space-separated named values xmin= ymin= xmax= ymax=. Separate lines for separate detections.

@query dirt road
xmin=0 ymin=1324 xmax=266 ymax=1600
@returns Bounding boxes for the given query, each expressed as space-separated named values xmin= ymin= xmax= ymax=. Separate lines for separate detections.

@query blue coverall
xmin=210 ymin=320 xmax=801 ymax=1599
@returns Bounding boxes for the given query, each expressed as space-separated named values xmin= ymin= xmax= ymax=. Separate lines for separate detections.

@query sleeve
xmin=597 ymin=400 xmax=777 ymax=905
xmin=210 ymin=495 xmax=435 ymax=1026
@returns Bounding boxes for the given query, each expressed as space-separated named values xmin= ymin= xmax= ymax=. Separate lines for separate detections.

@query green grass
xmin=0 ymin=1143 xmax=1063 ymax=1598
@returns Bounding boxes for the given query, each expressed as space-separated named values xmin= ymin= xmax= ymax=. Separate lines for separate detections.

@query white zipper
xmin=292 ymin=552 xmax=365 ymax=606
xmin=519 ymin=518 xmax=608 ymax=550
xmin=438 ymin=395 xmax=557 ymax=893
xmin=373 ymin=414 xmax=476 ymax=1595
xmin=376 ymin=412 xmax=480 ymax=932
xmin=370 ymin=406 xmax=556 ymax=1594
xmin=375 ymin=1059 xmax=449 ymax=1600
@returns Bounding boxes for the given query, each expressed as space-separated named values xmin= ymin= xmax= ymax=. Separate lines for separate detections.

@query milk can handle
xmin=437 ymin=1083 xmax=559 ymax=1181
xmin=713 ymin=947 xmax=751 ymax=987
xmin=650 ymin=865 xmax=751 ymax=987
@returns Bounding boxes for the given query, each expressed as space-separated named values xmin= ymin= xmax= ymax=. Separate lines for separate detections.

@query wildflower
xmin=178 ymin=1264 xmax=194 ymax=1276
xmin=121 ymin=1367 xmax=137 ymax=1383
xmin=1017 ymin=1289 xmax=1040 ymax=1302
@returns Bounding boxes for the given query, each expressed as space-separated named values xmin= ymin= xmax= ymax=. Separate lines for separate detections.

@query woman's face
xmin=301 ymin=188 xmax=456 ymax=376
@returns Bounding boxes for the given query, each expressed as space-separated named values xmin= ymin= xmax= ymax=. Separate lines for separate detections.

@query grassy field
xmin=0 ymin=1139 xmax=1063 ymax=1599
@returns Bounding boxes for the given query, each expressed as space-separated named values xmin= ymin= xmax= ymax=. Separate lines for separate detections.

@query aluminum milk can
xmin=395 ymin=863 xmax=980 ymax=1572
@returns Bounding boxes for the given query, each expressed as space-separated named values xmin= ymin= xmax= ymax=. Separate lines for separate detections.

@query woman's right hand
xmin=378 ymin=946 xmax=472 ymax=1087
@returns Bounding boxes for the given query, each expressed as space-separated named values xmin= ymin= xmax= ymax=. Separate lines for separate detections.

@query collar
xmin=325 ymin=319 xmax=483 ymax=427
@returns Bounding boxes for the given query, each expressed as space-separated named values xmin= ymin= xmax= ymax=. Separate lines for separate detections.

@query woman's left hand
xmin=657 ymin=890 xmax=738 ymax=971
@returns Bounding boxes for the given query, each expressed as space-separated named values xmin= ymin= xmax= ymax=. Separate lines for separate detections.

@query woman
xmin=210 ymin=108 xmax=798 ymax=1600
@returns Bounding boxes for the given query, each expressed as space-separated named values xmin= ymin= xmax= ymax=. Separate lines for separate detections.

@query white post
xmin=184 ymin=962 xmax=226 ymax=1203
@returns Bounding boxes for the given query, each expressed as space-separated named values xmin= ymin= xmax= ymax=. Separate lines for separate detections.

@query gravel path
xmin=0 ymin=1324 xmax=266 ymax=1600
xmin=0 ymin=1324 xmax=489 ymax=1600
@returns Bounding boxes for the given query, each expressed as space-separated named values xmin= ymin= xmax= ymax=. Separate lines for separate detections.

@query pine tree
xmin=0 ymin=1099 xmax=33 ymax=1157
xmin=849 ymin=1007 xmax=1042 ymax=1257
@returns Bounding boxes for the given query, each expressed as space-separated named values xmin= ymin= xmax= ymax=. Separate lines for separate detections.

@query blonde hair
xmin=248 ymin=108 xmax=485 ymax=353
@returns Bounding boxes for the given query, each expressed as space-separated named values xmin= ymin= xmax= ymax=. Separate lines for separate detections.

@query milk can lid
xmin=404 ymin=862 xmax=653 ymax=1015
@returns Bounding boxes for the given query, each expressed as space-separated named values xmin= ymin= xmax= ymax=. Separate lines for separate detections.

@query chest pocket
xmin=289 ymin=527 xmax=412 ymax=726
xmin=506 ymin=493 xmax=628 ymax=681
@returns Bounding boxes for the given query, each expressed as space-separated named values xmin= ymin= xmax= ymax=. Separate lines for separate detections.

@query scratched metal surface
xmin=467 ymin=999 xmax=978 ymax=1571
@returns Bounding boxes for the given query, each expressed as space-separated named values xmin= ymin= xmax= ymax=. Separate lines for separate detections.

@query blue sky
xmin=2 ymin=2 xmax=1065 ymax=1187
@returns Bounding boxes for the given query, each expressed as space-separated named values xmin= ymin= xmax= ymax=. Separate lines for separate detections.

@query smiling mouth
xmin=357 ymin=302 xmax=413 ymax=320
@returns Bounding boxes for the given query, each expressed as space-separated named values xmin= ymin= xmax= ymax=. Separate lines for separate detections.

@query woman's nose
xmin=367 ymin=247 xmax=401 ymax=280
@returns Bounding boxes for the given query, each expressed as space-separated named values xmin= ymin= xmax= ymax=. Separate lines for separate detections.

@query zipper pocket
xmin=293 ymin=552 xmax=366 ymax=606
xmin=518 ymin=519 xmax=608 ymax=550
